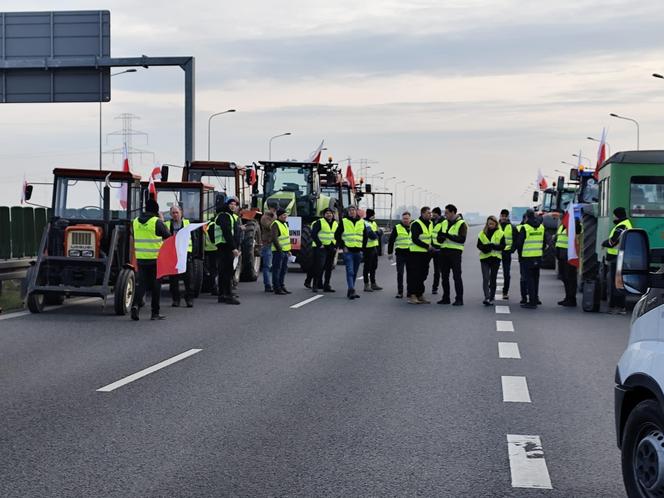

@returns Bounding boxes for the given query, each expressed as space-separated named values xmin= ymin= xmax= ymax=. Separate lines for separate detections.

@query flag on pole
xmin=118 ymin=142 xmax=131 ymax=209
xmin=249 ymin=166 xmax=257 ymax=186
xmin=346 ymin=164 xmax=356 ymax=191
xmin=594 ymin=128 xmax=608 ymax=180
xmin=148 ymin=165 xmax=162 ymax=200
xmin=156 ymin=222 xmax=206 ymax=279
xmin=562 ymin=202 xmax=579 ymax=268
xmin=307 ymin=140 xmax=325 ymax=163
xmin=537 ymin=168 xmax=548 ymax=190
xmin=20 ymin=174 xmax=27 ymax=205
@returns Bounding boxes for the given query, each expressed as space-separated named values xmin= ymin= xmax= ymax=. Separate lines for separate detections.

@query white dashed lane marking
xmin=290 ymin=294 xmax=324 ymax=309
xmin=496 ymin=320 xmax=515 ymax=332
xmin=495 ymin=305 xmax=511 ymax=314
xmin=501 ymin=376 xmax=531 ymax=402
xmin=507 ymin=435 xmax=553 ymax=489
xmin=498 ymin=342 xmax=521 ymax=359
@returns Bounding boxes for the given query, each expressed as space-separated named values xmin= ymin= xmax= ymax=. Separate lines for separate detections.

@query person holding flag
xmin=167 ymin=205 xmax=194 ymax=308
xmin=555 ymin=202 xmax=580 ymax=307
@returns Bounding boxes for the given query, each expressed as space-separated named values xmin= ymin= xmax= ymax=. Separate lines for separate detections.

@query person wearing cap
xmin=208 ymin=196 xmax=241 ymax=305
xmin=309 ymin=207 xmax=338 ymax=293
xmin=387 ymin=211 xmax=411 ymax=298
xmin=131 ymin=198 xmax=171 ymax=321
xmin=430 ymin=207 xmax=443 ymax=295
xmin=515 ymin=209 xmax=546 ymax=309
xmin=335 ymin=205 xmax=376 ymax=299
xmin=602 ymin=206 xmax=632 ymax=314
xmin=271 ymin=208 xmax=292 ymax=295
xmin=167 ymin=205 xmax=194 ymax=308
xmin=362 ymin=208 xmax=383 ymax=292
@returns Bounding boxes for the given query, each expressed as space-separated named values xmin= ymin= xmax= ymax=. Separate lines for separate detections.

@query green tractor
xmin=259 ymin=160 xmax=341 ymax=272
xmin=578 ymin=151 xmax=664 ymax=311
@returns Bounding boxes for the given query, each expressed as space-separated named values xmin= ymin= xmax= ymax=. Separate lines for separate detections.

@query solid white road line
xmin=357 ymin=276 xmax=364 ymax=281
xmin=290 ymin=294 xmax=324 ymax=309
xmin=502 ymin=376 xmax=531 ymax=402
xmin=495 ymin=305 xmax=511 ymax=314
xmin=498 ymin=342 xmax=521 ymax=359
xmin=507 ymin=435 xmax=553 ymax=489
xmin=496 ymin=320 xmax=515 ymax=332
xmin=0 ymin=297 xmax=100 ymax=321
xmin=391 ymin=262 xmax=397 ymax=266
xmin=97 ymin=349 xmax=202 ymax=392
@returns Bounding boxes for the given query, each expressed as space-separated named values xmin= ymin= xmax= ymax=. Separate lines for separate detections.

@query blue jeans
xmin=261 ymin=245 xmax=273 ymax=287
xmin=343 ymin=251 xmax=362 ymax=290
xmin=272 ymin=251 xmax=289 ymax=290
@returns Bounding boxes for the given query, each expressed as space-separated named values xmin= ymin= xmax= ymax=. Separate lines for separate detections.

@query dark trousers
xmin=481 ymin=258 xmax=501 ymax=300
xmin=169 ymin=255 xmax=193 ymax=303
xmin=363 ymin=247 xmax=379 ymax=284
xmin=217 ymin=246 xmax=235 ymax=298
xmin=501 ymin=252 xmax=512 ymax=294
xmin=134 ymin=261 xmax=161 ymax=315
xmin=558 ymin=256 xmax=578 ymax=302
xmin=205 ymin=251 xmax=218 ymax=294
xmin=313 ymin=246 xmax=335 ymax=289
xmin=272 ymin=251 xmax=289 ymax=290
xmin=407 ymin=251 xmax=431 ymax=297
xmin=608 ymin=258 xmax=626 ymax=308
xmin=432 ymin=251 xmax=441 ymax=291
xmin=396 ymin=251 xmax=408 ymax=295
xmin=521 ymin=258 xmax=541 ymax=305
xmin=440 ymin=249 xmax=463 ymax=301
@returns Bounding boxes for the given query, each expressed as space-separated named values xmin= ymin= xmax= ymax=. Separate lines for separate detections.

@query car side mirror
xmin=616 ymin=229 xmax=650 ymax=295
xmin=160 ymin=165 xmax=169 ymax=182
xmin=24 ymin=184 xmax=33 ymax=201
xmin=532 ymin=191 xmax=539 ymax=202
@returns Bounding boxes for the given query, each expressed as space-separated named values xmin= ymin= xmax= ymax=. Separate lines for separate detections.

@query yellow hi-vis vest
xmin=394 ymin=224 xmax=411 ymax=250
xmin=410 ymin=218 xmax=432 ymax=252
xmin=432 ymin=221 xmax=444 ymax=248
xmin=607 ymin=219 xmax=633 ymax=256
xmin=365 ymin=220 xmax=380 ymax=248
xmin=313 ymin=218 xmax=338 ymax=248
xmin=478 ymin=229 xmax=504 ymax=260
xmin=168 ymin=218 xmax=192 ymax=253
xmin=555 ymin=224 xmax=568 ymax=249
xmin=342 ymin=218 xmax=364 ymax=249
xmin=204 ymin=220 xmax=217 ymax=252
xmin=522 ymin=224 xmax=545 ymax=258
xmin=502 ymin=223 xmax=514 ymax=251
xmin=271 ymin=219 xmax=291 ymax=251
xmin=212 ymin=212 xmax=237 ymax=246
xmin=440 ymin=218 xmax=466 ymax=251
xmin=133 ymin=216 xmax=162 ymax=260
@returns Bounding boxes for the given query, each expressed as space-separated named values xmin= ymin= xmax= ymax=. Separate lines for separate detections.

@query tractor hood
xmin=264 ymin=191 xmax=296 ymax=214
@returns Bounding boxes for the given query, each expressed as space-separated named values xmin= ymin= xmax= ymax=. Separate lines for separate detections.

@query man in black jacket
xmin=430 ymin=207 xmax=442 ymax=294
xmin=209 ymin=196 xmax=240 ymax=305
xmin=309 ymin=208 xmax=338 ymax=293
xmin=407 ymin=206 xmax=434 ymax=304
xmin=437 ymin=204 xmax=467 ymax=306
xmin=602 ymin=206 xmax=632 ymax=314
xmin=388 ymin=211 xmax=411 ymax=298
xmin=515 ymin=209 xmax=546 ymax=309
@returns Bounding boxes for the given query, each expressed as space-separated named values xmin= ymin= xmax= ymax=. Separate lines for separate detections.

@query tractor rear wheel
xmin=240 ymin=221 xmax=261 ymax=282
xmin=113 ymin=268 xmax=135 ymax=315
xmin=298 ymin=225 xmax=314 ymax=273
xmin=44 ymin=294 xmax=65 ymax=306
xmin=24 ymin=266 xmax=44 ymax=313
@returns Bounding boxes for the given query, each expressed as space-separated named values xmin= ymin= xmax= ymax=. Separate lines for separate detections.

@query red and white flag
xmin=118 ymin=143 xmax=131 ymax=209
xmin=537 ymin=168 xmax=548 ymax=190
xmin=156 ymin=222 xmax=206 ymax=279
xmin=346 ymin=164 xmax=356 ymax=191
xmin=594 ymin=128 xmax=608 ymax=180
xmin=148 ymin=165 xmax=162 ymax=200
xmin=562 ymin=201 xmax=579 ymax=268
xmin=307 ymin=140 xmax=325 ymax=163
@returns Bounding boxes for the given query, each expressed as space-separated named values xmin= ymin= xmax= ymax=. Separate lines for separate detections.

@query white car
xmin=615 ymin=228 xmax=664 ymax=497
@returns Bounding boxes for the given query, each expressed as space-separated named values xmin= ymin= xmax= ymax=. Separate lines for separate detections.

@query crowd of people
xmin=128 ymin=198 xmax=633 ymax=319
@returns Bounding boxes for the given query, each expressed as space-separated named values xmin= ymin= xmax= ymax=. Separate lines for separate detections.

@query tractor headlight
xmin=68 ymin=249 xmax=81 ymax=257
xmin=81 ymin=250 xmax=94 ymax=258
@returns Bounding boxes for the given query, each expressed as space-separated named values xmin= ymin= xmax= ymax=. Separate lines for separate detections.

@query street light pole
xmin=610 ymin=112 xmax=640 ymax=150
xmin=100 ymin=69 xmax=138 ymax=170
xmin=207 ymin=109 xmax=237 ymax=160
xmin=269 ymin=132 xmax=292 ymax=160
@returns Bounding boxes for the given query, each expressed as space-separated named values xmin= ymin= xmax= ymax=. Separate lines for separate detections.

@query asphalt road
xmin=0 ymin=227 xmax=630 ymax=497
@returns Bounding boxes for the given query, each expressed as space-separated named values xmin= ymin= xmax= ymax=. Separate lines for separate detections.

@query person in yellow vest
xmin=436 ymin=204 xmax=467 ymax=306
xmin=498 ymin=209 xmax=515 ymax=300
xmin=130 ymin=198 xmax=171 ymax=321
xmin=555 ymin=216 xmax=581 ymax=307
xmin=362 ymin=209 xmax=383 ymax=292
xmin=335 ymin=205 xmax=375 ymax=299
xmin=477 ymin=215 xmax=505 ymax=305
xmin=601 ymin=206 xmax=632 ymax=314
xmin=515 ymin=209 xmax=546 ymax=309
xmin=208 ymin=196 xmax=241 ymax=305
xmin=387 ymin=211 xmax=411 ymax=298
xmin=310 ymin=207 xmax=338 ymax=293
xmin=407 ymin=206 xmax=434 ymax=304
xmin=430 ymin=207 xmax=443 ymax=295
xmin=271 ymin=208 xmax=292 ymax=295
xmin=167 ymin=205 xmax=194 ymax=308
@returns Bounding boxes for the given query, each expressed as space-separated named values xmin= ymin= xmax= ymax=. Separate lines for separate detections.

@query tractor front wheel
xmin=114 ymin=269 xmax=135 ymax=315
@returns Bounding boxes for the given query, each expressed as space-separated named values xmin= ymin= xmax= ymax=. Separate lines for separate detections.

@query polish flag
xmin=118 ymin=143 xmax=131 ymax=209
xmin=148 ymin=166 xmax=162 ymax=200
xmin=346 ymin=164 xmax=356 ymax=191
xmin=307 ymin=140 xmax=325 ymax=163
xmin=562 ymin=201 xmax=579 ymax=268
xmin=594 ymin=128 xmax=608 ymax=180
xmin=157 ymin=222 xmax=206 ymax=279
xmin=537 ymin=169 xmax=548 ymax=190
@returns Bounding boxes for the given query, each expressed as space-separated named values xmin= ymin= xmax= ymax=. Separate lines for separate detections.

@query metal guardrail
xmin=0 ymin=259 xmax=32 ymax=282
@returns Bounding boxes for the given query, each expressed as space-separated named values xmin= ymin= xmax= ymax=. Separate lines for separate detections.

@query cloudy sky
xmin=2 ymin=0 xmax=664 ymax=214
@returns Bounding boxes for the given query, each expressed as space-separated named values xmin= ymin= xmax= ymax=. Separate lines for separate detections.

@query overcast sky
xmin=2 ymin=0 xmax=664 ymax=214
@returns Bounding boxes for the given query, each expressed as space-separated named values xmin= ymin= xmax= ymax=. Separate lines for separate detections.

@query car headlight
xmin=82 ymin=250 xmax=94 ymax=258
xmin=68 ymin=249 xmax=81 ymax=257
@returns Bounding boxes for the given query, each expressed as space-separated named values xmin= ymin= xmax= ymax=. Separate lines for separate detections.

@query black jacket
xmin=602 ymin=217 xmax=630 ymax=260
xmin=515 ymin=217 xmax=546 ymax=260
xmin=477 ymin=227 xmax=506 ymax=254
xmin=209 ymin=208 xmax=238 ymax=251
xmin=137 ymin=212 xmax=171 ymax=240
xmin=388 ymin=222 xmax=410 ymax=255
xmin=410 ymin=217 xmax=432 ymax=251
xmin=437 ymin=216 xmax=467 ymax=246
xmin=312 ymin=217 xmax=338 ymax=248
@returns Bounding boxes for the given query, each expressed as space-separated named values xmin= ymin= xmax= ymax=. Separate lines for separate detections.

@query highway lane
xmin=0 ymin=227 xmax=630 ymax=497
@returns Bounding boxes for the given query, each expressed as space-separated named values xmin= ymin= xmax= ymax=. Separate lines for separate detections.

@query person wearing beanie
xmin=515 ymin=208 xmax=545 ymax=309
xmin=208 ymin=196 xmax=241 ymax=305
xmin=601 ymin=206 xmax=632 ymax=314
xmin=430 ymin=206 xmax=443 ymax=295
xmin=335 ymin=205 xmax=375 ymax=299
xmin=131 ymin=197 xmax=171 ymax=321
xmin=271 ymin=208 xmax=292 ymax=295
xmin=362 ymin=208 xmax=382 ymax=292
xmin=307 ymin=207 xmax=338 ymax=293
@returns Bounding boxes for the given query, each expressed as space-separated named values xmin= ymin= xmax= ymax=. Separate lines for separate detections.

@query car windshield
xmin=541 ymin=192 xmax=555 ymax=212
xmin=265 ymin=167 xmax=311 ymax=196
xmin=631 ymin=177 xmax=664 ymax=217
xmin=155 ymin=188 xmax=201 ymax=221
xmin=54 ymin=177 xmax=138 ymax=220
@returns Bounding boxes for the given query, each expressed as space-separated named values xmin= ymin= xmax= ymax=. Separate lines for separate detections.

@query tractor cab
xmin=23 ymin=168 xmax=142 ymax=315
